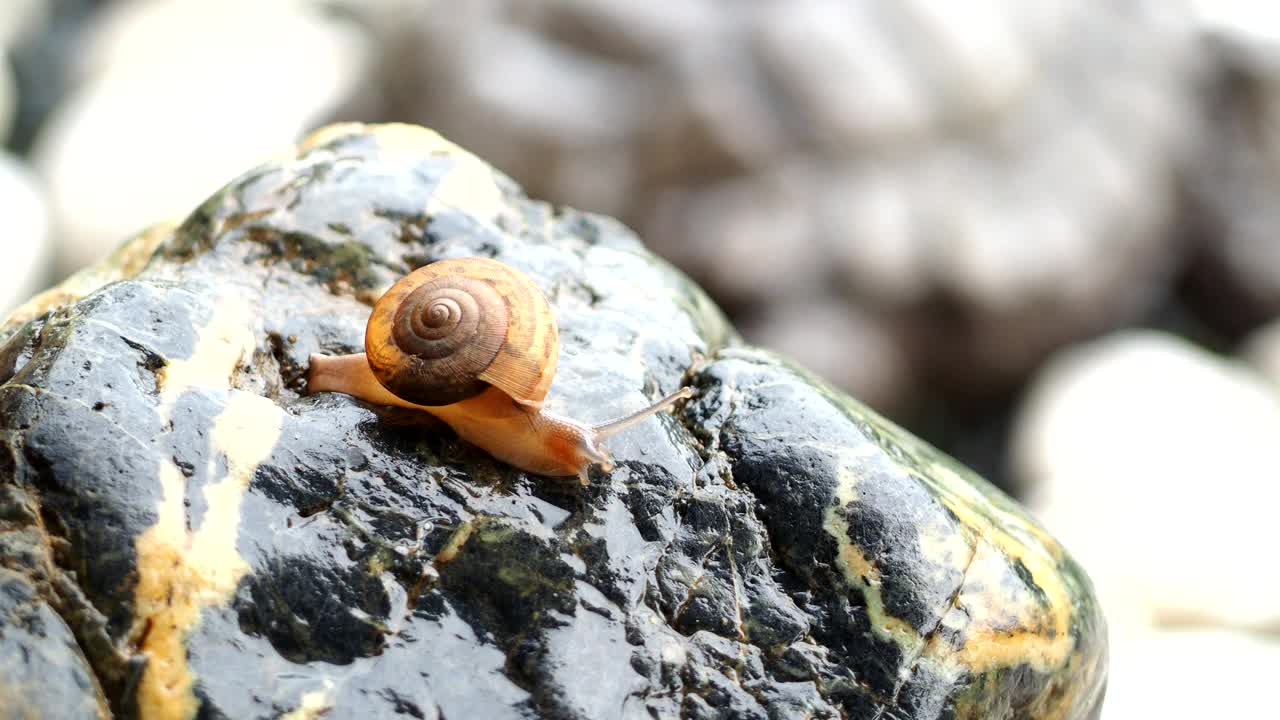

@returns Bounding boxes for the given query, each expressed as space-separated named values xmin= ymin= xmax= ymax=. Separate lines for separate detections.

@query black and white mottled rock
xmin=345 ymin=0 xmax=1203 ymax=405
xmin=30 ymin=0 xmax=373 ymax=276
xmin=0 ymin=123 xmax=1106 ymax=719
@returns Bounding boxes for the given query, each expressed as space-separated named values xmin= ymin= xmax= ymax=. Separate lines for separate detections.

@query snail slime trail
xmin=306 ymin=257 xmax=693 ymax=484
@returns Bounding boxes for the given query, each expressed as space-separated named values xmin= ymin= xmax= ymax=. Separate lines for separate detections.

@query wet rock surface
xmin=0 ymin=124 xmax=1105 ymax=719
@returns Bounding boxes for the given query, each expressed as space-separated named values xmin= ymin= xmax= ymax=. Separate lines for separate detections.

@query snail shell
xmin=307 ymin=256 xmax=693 ymax=483
xmin=364 ymin=257 xmax=558 ymax=408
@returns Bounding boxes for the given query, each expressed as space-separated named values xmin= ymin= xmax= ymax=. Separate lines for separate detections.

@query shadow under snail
xmin=306 ymin=257 xmax=693 ymax=485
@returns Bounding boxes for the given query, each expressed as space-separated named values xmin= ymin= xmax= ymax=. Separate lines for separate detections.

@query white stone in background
xmin=0 ymin=0 xmax=48 ymax=48
xmin=1011 ymin=332 xmax=1280 ymax=633
xmin=1190 ymin=0 xmax=1280 ymax=62
xmin=1102 ymin=628 xmax=1280 ymax=719
xmin=32 ymin=0 xmax=372 ymax=277
xmin=0 ymin=152 xmax=53 ymax=318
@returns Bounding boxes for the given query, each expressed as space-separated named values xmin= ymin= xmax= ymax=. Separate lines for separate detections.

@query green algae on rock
xmin=0 ymin=123 xmax=1105 ymax=719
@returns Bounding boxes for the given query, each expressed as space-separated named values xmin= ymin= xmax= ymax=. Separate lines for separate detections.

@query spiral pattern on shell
xmin=365 ymin=258 xmax=559 ymax=407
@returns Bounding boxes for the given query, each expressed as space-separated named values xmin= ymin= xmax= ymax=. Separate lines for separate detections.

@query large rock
xmin=0 ymin=123 xmax=1106 ymax=719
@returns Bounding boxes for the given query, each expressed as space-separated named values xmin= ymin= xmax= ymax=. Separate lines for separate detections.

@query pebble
xmin=1011 ymin=331 xmax=1280 ymax=632
xmin=0 ymin=151 xmax=53 ymax=319
xmin=30 ymin=0 xmax=372 ymax=276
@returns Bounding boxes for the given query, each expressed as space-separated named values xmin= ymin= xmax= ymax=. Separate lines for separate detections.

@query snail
xmin=306 ymin=257 xmax=693 ymax=485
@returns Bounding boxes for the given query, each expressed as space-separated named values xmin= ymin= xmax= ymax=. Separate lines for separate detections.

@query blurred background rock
xmin=3 ymin=0 xmax=1279 ymax=715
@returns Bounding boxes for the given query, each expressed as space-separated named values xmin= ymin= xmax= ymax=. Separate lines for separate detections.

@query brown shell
xmin=365 ymin=257 xmax=559 ymax=407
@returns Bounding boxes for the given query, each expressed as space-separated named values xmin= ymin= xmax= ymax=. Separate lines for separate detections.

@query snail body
xmin=306 ymin=258 xmax=691 ymax=484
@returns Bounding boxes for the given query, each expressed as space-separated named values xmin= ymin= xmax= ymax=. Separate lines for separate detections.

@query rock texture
xmin=0 ymin=123 xmax=1105 ymax=719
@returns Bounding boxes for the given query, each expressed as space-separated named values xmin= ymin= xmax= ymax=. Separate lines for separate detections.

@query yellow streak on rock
xmin=132 ymin=299 xmax=284 ymax=720
xmin=299 ymin=123 xmax=505 ymax=220
xmin=132 ymin=462 xmax=191 ymax=718
xmin=945 ymin=539 xmax=1071 ymax=672
xmin=824 ymin=442 xmax=1077 ymax=682
xmin=155 ymin=301 xmax=256 ymax=400
xmin=942 ymin=609 xmax=1104 ymax=720
xmin=434 ymin=520 xmax=475 ymax=565
xmin=823 ymin=456 xmax=925 ymax=658
xmin=924 ymin=463 xmax=1074 ymax=675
